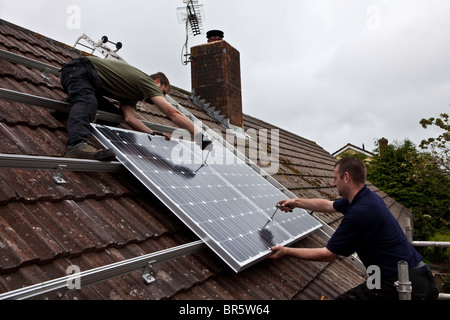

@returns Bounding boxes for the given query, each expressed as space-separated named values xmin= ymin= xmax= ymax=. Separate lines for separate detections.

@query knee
xmin=70 ymin=95 xmax=98 ymax=121
xmin=71 ymin=93 xmax=98 ymax=108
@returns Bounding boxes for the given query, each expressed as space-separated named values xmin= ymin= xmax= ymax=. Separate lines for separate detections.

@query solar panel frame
xmin=92 ymin=124 xmax=322 ymax=272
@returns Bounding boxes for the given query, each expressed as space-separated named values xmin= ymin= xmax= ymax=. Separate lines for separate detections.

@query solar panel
xmin=92 ymin=124 xmax=322 ymax=272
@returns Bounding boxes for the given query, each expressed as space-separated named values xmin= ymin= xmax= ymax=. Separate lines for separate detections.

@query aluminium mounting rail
xmin=0 ymin=153 xmax=122 ymax=172
xmin=0 ymin=88 xmax=177 ymax=134
xmin=0 ymin=153 xmax=122 ymax=184
xmin=0 ymin=48 xmax=60 ymax=75
xmin=0 ymin=240 xmax=206 ymax=300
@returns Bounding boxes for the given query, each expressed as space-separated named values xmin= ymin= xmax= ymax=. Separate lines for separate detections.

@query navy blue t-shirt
xmin=326 ymin=185 xmax=422 ymax=278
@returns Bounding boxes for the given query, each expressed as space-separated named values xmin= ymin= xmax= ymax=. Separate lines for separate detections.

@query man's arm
xmin=121 ymin=104 xmax=153 ymax=134
xmin=150 ymin=95 xmax=199 ymax=136
xmin=276 ymin=198 xmax=336 ymax=213
xmin=269 ymin=246 xmax=337 ymax=262
xmin=121 ymin=104 xmax=171 ymax=140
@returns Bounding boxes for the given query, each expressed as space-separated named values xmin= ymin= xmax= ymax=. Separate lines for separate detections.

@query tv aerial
xmin=177 ymin=0 xmax=205 ymax=65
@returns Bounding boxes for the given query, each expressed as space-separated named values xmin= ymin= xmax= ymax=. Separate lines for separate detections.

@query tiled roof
xmin=332 ymin=143 xmax=375 ymax=158
xmin=0 ymin=19 xmax=412 ymax=300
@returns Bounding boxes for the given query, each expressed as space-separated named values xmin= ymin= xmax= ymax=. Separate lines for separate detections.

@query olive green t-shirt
xmin=87 ymin=56 xmax=163 ymax=106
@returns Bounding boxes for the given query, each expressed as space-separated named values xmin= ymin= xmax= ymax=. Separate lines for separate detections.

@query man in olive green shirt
xmin=60 ymin=56 xmax=211 ymax=160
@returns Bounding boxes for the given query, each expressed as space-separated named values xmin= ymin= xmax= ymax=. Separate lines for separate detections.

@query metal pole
xmin=405 ymin=218 xmax=413 ymax=243
xmin=438 ymin=293 xmax=450 ymax=300
xmin=395 ymin=260 xmax=412 ymax=300
xmin=412 ymin=241 xmax=450 ymax=247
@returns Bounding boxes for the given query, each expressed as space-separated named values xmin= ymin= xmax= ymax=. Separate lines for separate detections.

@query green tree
xmin=338 ymin=151 xmax=370 ymax=164
xmin=419 ymin=113 xmax=449 ymax=176
xmin=367 ymin=139 xmax=449 ymax=241
xmin=443 ymin=273 xmax=450 ymax=293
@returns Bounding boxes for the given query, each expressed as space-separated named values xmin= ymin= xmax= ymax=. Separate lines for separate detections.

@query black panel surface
xmin=92 ymin=125 xmax=322 ymax=272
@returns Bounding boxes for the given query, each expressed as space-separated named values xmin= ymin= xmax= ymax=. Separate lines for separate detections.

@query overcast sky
xmin=1 ymin=0 xmax=448 ymax=154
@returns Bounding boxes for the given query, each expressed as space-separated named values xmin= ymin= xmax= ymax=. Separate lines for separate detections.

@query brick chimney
xmin=378 ymin=137 xmax=388 ymax=156
xmin=191 ymin=30 xmax=243 ymax=127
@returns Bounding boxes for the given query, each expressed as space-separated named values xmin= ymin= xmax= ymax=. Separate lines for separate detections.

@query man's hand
xmin=268 ymin=245 xmax=286 ymax=260
xmin=276 ymin=199 xmax=297 ymax=212
xmin=276 ymin=198 xmax=336 ymax=214
xmin=150 ymin=131 xmax=171 ymax=141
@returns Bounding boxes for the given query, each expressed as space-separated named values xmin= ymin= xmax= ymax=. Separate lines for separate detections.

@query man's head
xmin=150 ymin=72 xmax=171 ymax=95
xmin=333 ymin=157 xmax=367 ymax=199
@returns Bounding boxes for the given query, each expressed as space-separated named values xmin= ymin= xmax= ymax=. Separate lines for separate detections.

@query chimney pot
xmin=206 ymin=30 xmax=224 ymax=43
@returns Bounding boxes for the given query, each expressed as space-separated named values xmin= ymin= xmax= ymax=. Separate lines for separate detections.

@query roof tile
xmin=0 ymin=202 xmax=65 ymax=269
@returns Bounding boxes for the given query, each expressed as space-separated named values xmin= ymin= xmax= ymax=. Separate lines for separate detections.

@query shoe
xmin=64 ymin=142 xmax=116 ymax=161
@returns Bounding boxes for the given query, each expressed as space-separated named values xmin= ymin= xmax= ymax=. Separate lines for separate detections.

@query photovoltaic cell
xmin=92 ymin=124 xmax=322 ymax=272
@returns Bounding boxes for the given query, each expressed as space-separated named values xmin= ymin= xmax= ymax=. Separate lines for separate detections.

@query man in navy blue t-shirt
xmin=270 ymin=157 xmax=438 ymax=300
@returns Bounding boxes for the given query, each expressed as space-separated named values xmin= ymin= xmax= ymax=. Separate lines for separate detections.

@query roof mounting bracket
xmin=41 ymin=69 xmax=50 ymax=84
xmin=53 ymin=165 xmax=67 ymax=184
xmin=141 ymin=260 xmax=157 ymax=284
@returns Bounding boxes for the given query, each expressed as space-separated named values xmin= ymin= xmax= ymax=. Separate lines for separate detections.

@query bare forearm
xmin=170 ymin=112 xmax=198 ymax=136
xmin=125 ymin=116 xmax=153 ymax=134
xmin=294 ymin=198 xmax=335 ymax=213
xmin=151 ymin=96 xmax=199 ymax=136
xmin=285 ymin=247 xmax=335 ymax=262
xmin=270 ymin=246 xmax=337 ymax=262
xmin=277 ymin=198 xmax=335 ymax=213
xmin=121 ymin=104 xmax=153 ymax=134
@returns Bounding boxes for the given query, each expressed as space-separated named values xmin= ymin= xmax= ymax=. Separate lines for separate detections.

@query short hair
xmin=334 ymin=157 xmax=367 ymax=184
xmin=150 ymin=72 xmax=170 ymax=89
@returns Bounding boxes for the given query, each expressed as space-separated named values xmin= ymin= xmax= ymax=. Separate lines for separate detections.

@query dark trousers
xmin=60 ymin=57 xmax=122 ymax=147
xmin=335 ymin=266 xmax=439 ymax=300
